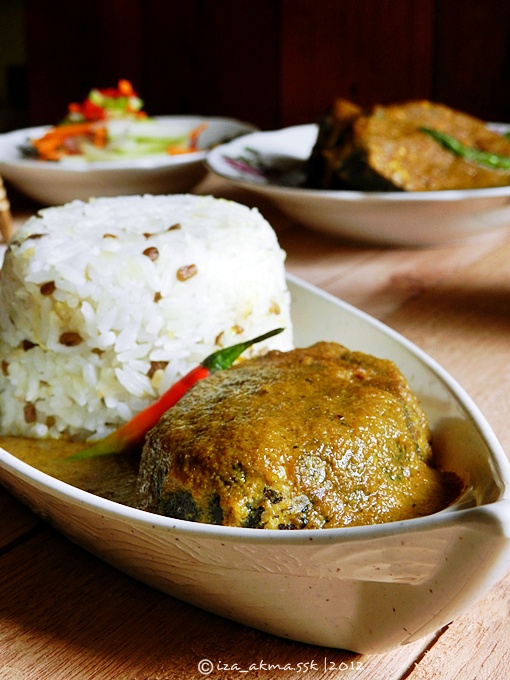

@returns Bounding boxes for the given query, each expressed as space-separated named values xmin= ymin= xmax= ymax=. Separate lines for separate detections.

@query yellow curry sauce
xmin=2 ymin=344 xmax=464 ymax=529
xmin=0 ymin=435 xmax=140 ymax=506
xmin=136 ymin=342 xmax=464 ymax=529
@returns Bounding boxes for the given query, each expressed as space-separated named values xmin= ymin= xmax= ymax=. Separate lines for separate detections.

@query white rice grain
xmin=0 ymin=194 xmax=293 ymax=440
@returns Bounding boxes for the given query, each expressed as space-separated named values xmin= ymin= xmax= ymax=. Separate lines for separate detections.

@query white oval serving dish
xmin=0 ymin=116 xmax=256 ymax=206
xmin=1 ymin=274 xmax=509 ymax=653
xmin=205 ymin=124 xmax=510 ymax=247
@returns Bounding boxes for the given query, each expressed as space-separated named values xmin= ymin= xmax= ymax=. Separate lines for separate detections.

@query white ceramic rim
xmin=0 ymin=115 xmax=257 ymax=172
xmin=1 ymin=273 xmax=509 ymax=545
xmin=205 ymin=123 xmax=510 ymax=203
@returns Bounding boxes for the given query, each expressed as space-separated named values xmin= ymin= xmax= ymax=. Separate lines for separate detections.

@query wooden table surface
xmin=1 ymin=176 xmax=510 ymax=679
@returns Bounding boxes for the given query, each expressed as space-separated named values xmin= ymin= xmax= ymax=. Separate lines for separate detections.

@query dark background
xmin=1 ymin=0 xmax=510 ymax=133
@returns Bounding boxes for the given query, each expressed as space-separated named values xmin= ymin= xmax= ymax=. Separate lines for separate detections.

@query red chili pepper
xmin=81 ymin=99 xmax=108 ymax=121
xmin=69 ymin=328 xmax=284 ymax=460
xmin=65 ymin=80 xmax=143 ymax=123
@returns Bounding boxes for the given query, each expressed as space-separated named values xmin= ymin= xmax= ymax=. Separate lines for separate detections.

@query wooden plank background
xmin=23 ymin=0 xmax=510 ymax=130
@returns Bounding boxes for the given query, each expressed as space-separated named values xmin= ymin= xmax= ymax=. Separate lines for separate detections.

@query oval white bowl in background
xmin=0 ymin=116 xmax=257 ymax=206
xmin=205 ymin=124 xmax=510 ymax=247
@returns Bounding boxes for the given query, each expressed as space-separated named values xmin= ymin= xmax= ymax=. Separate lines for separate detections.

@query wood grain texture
xmin=433 ymin=0 xmax=510 ymax=123
xmin=21 ymin=0 xmax=510 ymax=129
xmin=140 ymin=0 xmax=281 ymax=128
xmin=24 ymin=0 xmax=144 ymax=126
xmin=385 ymin=239 xmax=510 ymax=455
xmin=0 ymin=529 xmax=437 ymax=679
xmin=2 ymin=178 xmax=510 ymax=677
xmin=280 ymin=0 xmax=435 ymax=125
xmin=404 ymin=571 xmax=510 ymax=680
xmin=0 ymin=488 xmax=40 ymax=550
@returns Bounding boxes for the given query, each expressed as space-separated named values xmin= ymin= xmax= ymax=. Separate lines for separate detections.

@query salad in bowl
xmin=22 ymin=79 xmax=208 ymax=163
xmin=0 ymin=80 xmax=256 ymax=205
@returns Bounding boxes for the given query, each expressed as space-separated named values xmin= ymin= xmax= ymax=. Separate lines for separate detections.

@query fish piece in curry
xmin=135 ymin=342 xmax=463 ymax=529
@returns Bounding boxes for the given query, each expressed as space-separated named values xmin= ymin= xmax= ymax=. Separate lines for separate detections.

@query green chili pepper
xmin=420 ymin=127 xmax=510 ymax=171
xmin=68 ymin=328 xmax=284 ymax=460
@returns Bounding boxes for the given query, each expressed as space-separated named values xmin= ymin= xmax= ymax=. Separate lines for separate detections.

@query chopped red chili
xmin=69 ymin=328 xmax=284 ymax=460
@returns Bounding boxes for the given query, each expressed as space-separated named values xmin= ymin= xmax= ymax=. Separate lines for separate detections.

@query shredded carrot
xmin=166 ymin=123 xmax=208 ymax=155
xmin=166 ymin=146 xmax=193 ymax=155
xmin=37 ymin=122 xmax=102 ymax=139
xmin=188 ymin=123 xmax=208 ymax=151
xmin=118 ymin=79 xmax=135 ymax=97
xmin=30 ymin=89 xmax=209 ymax=161
xmin=31 ymin=122 xmax=107 ymax=161
xmin=92 ymin=126 xmax=108 ymax=148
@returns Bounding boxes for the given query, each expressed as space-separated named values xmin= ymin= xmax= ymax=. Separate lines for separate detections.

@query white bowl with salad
xmin=0 ymin=80 xmax=256 ymax=206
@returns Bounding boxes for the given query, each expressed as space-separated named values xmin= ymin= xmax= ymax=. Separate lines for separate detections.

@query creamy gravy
xmin=0 ymin=436 xmax=140 ymax=506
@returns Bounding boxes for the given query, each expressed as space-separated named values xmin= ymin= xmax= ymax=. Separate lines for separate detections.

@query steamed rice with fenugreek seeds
xmin=0 ymin=194 xmax=293 ymax=440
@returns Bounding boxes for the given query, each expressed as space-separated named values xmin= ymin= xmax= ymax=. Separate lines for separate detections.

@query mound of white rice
xmin=0 ymin=194 xmax=293 ymax=440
